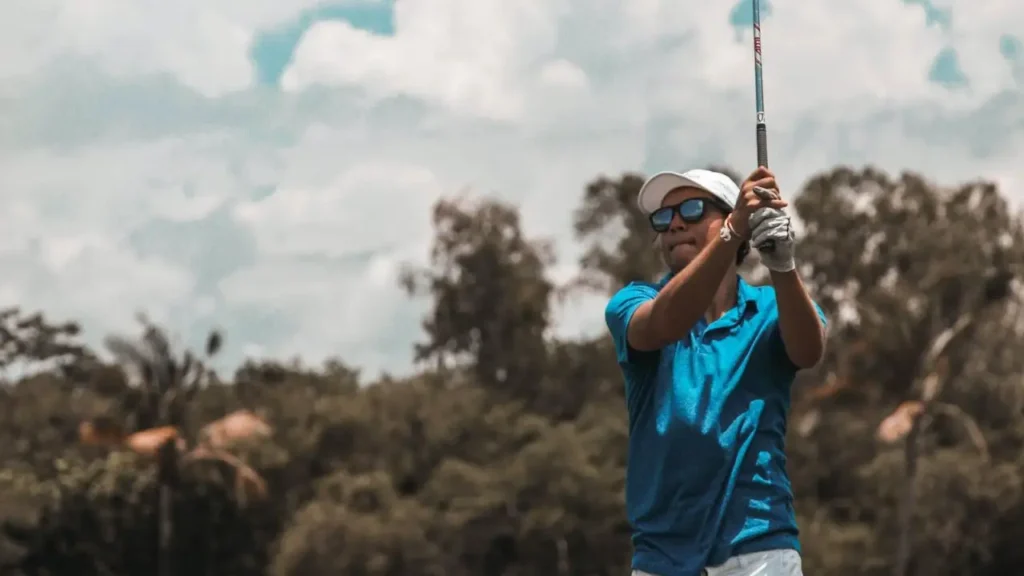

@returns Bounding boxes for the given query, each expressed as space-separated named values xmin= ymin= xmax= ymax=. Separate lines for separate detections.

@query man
xmin=605 ymin=166 xmax=827 ymax=576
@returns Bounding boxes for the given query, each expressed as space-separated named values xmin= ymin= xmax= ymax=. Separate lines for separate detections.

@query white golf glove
xmin=750 ymin=208 xmax=796 ymax=272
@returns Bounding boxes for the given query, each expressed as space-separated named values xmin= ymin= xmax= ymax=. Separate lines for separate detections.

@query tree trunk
xmin=895 ymin=411 xmax=925 ymax=576
xmin=157 ymin=438 xmax=179 ymax=576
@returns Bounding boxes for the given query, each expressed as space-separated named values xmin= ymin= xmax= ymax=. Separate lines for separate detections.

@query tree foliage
xmin=1 ymin=165 xmax=1023 ymax=575
xmin=402 ymin=197 xmax=553 ymax=397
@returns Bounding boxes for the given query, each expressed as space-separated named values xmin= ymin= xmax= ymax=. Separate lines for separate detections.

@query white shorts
xmin=632 ymin=549 xmax=802 ymax=576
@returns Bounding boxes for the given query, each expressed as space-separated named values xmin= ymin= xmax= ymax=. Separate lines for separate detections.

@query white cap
xmin=637 ymin=168 xmax=740 ymax=215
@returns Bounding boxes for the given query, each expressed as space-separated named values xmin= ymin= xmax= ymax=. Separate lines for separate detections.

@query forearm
xmin=649 ymin=235 xmax=737 ymax=341
xmin=770 ymin=269 xmax=825 ymax=368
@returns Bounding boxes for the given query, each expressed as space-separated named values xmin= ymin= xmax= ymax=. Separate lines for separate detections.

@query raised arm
xmin=626 ymin=231 xmax=740 ymax=351
xmin=771 ymin=270 xmax=826 ymax=369
xmin=628 ymin=167 xmax=785 ymax=351
xmin=745 ymin=168 xmax=826 ymax=369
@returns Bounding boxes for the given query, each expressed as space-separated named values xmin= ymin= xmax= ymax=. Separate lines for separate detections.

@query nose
xmin=669 ymin=210 xmax=688 ymax=231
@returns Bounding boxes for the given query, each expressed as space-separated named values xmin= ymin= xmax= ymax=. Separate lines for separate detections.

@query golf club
xmin=752 ymin=0 xmax=776 ymax=253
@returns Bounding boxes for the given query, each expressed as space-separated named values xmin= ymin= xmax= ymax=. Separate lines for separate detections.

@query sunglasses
xmin=649 ymin=198 xmax=730 ymax=233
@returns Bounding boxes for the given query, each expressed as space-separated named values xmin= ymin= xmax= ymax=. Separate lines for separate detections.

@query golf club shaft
xmin=754 ymin=0 xmax=767 ymax=168
xmin=752 ymin=0 xmax=775 ymax=252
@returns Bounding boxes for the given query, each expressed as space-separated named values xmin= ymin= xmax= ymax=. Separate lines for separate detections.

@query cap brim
xmin=637 ymin=171 xmax=708 ymax=215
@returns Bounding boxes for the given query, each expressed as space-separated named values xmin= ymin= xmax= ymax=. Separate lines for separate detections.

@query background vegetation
xmin=1 ymin=165 xmax=1022 ymax=575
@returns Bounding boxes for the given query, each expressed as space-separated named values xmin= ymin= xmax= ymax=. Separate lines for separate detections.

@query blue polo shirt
xmin=605 ymin=274 xmax=826 ymax=576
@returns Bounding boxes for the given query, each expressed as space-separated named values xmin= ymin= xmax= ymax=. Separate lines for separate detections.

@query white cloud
xmin=946 ymin=2 xmax=1023 ymax=97
xmin=0 ymin=0 xmax=330 ymax=95
xmin=0 ymin=0 xmax=1021 ymax=377
xmin=233 ymin=160 xmax=443 ymax=258
xmin=538 ymin=59 xmax=589 ymax=91
xmin=282 ymin=0 xmax=570 ymax=119
xmin=0 ymin=234 xmax=194 ymax=335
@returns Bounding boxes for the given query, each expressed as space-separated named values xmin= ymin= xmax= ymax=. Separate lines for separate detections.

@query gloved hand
xmin=750 ymin=208 xmax=796 ymax=272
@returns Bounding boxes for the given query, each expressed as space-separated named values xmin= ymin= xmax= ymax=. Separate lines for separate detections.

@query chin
xmin=668 ymin=254 xmax=693 ymax=269
xmin=671 ymin=243 xmax=701 ymax=265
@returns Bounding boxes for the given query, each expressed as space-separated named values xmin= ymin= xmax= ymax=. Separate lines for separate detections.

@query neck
xmin=706 ymin=274 xmax=738 ymax=322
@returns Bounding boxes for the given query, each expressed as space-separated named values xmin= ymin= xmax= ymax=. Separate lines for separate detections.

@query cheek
xmin=707 ymin=221 xmax=723 ymax=240
xmin=695 ymin=221 xmax=720 ymax=243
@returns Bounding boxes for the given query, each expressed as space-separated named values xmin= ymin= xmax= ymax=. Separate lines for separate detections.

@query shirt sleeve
xmin=605 ymin=282 xmax=659 ymax=365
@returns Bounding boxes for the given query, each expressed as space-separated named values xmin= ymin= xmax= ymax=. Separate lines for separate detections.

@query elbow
xmin=790 ymin=350 xmax=823 ymax=370
xmin=786 ymin=338 xmax=825 ymax=370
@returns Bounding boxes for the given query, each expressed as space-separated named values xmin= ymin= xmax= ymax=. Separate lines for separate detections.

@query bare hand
xmin=729 ymin=166 xmax=787 ymax=238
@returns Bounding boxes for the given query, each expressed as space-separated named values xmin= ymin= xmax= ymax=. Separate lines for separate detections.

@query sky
xmin=1 ymin=0 xmax=1022 ymax=379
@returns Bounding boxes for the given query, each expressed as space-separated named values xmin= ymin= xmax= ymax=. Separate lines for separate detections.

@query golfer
xmin=605 ymin=166 xmax=827 ymax=576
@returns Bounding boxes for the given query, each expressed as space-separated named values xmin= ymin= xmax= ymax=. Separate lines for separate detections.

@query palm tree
xmin=875 ymin=311 xmax=988 ymax=576
xmin=81 ymin=315 xmax=269 ymax=576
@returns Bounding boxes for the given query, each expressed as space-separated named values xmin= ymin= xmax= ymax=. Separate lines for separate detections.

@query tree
xmin=401 ymin=196 xmax=554 ymax=398
xmin=2 ymin=452 xmax=273 ymax=576
xmin=102 ymin=314 xmax=222 ymax=433
xmin=789 ymin=167 xmax=1024 ymax=574
xmin=0 ymin=307 xmax=92 ymax=382
xmin=793 ymin=169 xmax=1024 ymax=397
xmin=7 ymin=163 xmax=1024 ymax=576
xmin=572 ymin=172 xmax=660 ymax=293
xmin=271 ymin=470 xmax=448 ymax=576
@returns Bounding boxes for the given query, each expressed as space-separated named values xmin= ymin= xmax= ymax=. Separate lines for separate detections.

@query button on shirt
xmin=605 ymin=275 xmax=827 ymax=576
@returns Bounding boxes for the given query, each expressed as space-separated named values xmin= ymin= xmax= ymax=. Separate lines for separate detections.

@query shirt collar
xmin=736 ymin=276 xmax=759 ymax=313
xmin=656 ymin=271 xmax=759 ymax=313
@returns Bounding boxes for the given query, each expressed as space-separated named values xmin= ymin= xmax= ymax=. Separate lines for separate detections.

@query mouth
xmin=668 ymin=238 xmax=697 ymax=250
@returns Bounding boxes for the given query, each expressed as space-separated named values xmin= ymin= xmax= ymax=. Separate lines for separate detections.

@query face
xmin=653 ymin=187 xmax=728 ymax=271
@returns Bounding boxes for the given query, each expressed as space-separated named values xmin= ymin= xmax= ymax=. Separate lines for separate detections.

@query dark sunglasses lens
xmin=679 ymin=199 xmax=706 ymax=221
xmin=650 ymin=207 xmax=673 ymax=231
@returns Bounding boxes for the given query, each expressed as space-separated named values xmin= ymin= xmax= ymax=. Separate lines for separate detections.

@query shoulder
xmin=605 ymin=281 xmax=663 ymax=371
xmin=608 ymin=281 xmax=660 ymax=305
xmin=602 ymin=278 xmax=659 ymax=313
xmin=604 ymin=281 xmax=661 ymax=360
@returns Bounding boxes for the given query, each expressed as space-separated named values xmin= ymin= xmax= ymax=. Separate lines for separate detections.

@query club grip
xmin=756 ymin=123 xmax=768 ymax=168
xmin=754 ymin=123 xmax=775 ymax=253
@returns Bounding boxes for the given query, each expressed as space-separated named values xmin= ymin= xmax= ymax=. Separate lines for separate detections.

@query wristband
xmin=722 ymin=215 xmax=747 ymax=241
